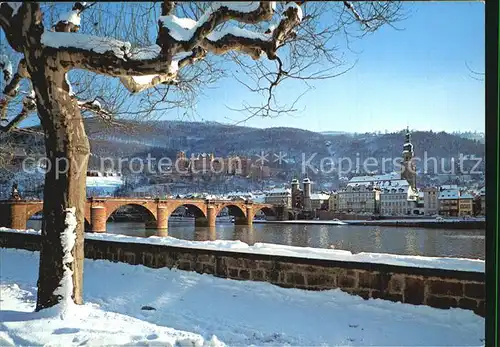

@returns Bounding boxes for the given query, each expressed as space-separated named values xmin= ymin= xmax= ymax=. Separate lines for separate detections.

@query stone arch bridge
xmin=0 ymin=198 xmax=276 ymax=233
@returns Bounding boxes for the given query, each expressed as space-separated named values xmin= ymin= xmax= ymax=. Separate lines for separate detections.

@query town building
xmin=328 ymin=192 xmax=339 ymax=212
xmin=337 ymin=128 xmax=420 ymax=216
xmin=438 ymin=189 xmax=459 ymax=216
xmin=310 ymin=193 xmax=331 ymax=210
xmin=337 ymin=179 xmax=380 ymax=214
xmin=379 ymin=179 xmax=418 ymax=216
xmin=264 ymin=187 xmax=292 ymax=208
xmin=422 ymin=187 xmax=439 ymax=216
xmin=458 ymin=192 xmax=474 ymax=216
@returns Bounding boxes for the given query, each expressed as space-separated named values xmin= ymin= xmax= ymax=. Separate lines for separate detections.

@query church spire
xmin=403 ymin=127 xmax=413 ymax=154
xmin=401 ymin=126 xmax=416 ymax=190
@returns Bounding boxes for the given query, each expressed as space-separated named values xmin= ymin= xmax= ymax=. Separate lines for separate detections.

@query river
xmin=26 ymin=220 xmax=485 ymax=260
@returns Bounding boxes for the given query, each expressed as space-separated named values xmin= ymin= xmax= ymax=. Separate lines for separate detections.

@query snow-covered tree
xmin=0 ymin=1 xmax=402 ymax=312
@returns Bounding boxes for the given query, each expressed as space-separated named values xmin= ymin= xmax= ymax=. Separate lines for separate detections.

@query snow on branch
xmin=53 ymin=2 xmax=95 ymax=32
xmin=37 ymin=1 xmax=302 ymax=95
xmin=158 ymin=1 xmax=276 ymax=55
xmin=41 ymin=32 xmax=133 ymax=60
xmin=343 ymin=1 xmax=370 ymax=29
xmin=120 ymin=50 xmax=201 ymax=93
xmin=159 ymin=2 xmax=274 ymax=41
xmin=200 ymin=3 xmax=303 ymax=60
xmin=77 ymin=97 xmax=113 ymax=121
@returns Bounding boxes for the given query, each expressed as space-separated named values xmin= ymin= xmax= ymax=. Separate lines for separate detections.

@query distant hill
xmin=4 ymin=119 xmax=486 ymax=175
xmin=320 ymin=131 xmax=351 ymax=136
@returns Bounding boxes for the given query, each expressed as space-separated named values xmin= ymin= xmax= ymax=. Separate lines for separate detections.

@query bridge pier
xmin=234 ymin=206 xmax=253 ymax=226
xmin=156 ymin=206 xmax=168 ymax=230
xmin=90 ymin=206 xmax=107 ymax=233
xmin=207 ymin=206 xmax=216 ymax=227
xmin=9 ymin=203 xmax=27 ymax=230
xmin=195 ymin=206 xmax=216 ymax=227
xmin=246 ymin=206 xmax=253 ymax=226
xmin=194 ymin=217 xmax=208 ymax=227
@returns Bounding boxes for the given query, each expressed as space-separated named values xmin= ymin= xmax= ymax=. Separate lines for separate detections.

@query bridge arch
xmin=252 ymin=206 xmax=276 ymax=219
xmin=168 ymin=202 xmax=207 ymax=219
xmin=26 ymin=205 xmax=91 ymax=226
xmin=106 ymin=203 xmax=157 ymax=222
xmin=216 ymin=203 xmax=246 ymax=218
xmin=26 ymin=205 xmax=44 ymax=222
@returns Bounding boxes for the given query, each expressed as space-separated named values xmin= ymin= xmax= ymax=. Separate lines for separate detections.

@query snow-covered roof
xmin=438 ymin=189 xmax=459 ymax=200
xmin=310 ymin=193 xmax=330 ymax=201
xmin=346 ymin=182 xmax=374 ymax=188
xmin=380 ymin=185 xmax=410 ymax=194
xmin=378 ymin=179 xmax=409 ymax=189
xmin=265 ymin=188 xmax=291 ymax=195
xmin=349 ymin=172 xmax=400 ymax=183
xmin=440 ymin=184 xmax=459 ymax=190
xmin=459 ymin=192 xmax=474 ymax=200
xmin=252 ymin=195 xmax=266 ymax=203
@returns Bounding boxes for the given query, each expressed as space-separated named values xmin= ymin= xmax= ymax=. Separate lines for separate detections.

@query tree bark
xmin=27 ymin=54 xmax=90 ymax=311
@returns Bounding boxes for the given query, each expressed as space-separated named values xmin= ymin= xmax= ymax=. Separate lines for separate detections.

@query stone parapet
xmin=0 ymin=231 xmax=484 ymax=317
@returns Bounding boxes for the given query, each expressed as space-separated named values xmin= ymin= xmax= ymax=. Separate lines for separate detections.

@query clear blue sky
xmin=11 ymin=2 xmax=484 ymax=133
xmin=182 ymin=2 xmax=484 ymax=133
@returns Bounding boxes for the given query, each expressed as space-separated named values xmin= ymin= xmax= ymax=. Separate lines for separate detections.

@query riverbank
xmin=254 ymin=219 xmax=485 ymax=230
xmin=0 ymin=248 xmax=484 ymax=346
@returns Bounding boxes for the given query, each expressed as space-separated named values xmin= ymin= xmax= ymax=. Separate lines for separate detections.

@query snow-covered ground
xmin=0 ymin=248 xmax=485 ymax=346
xmin=0 ymin=228 xmax=485 ymax=272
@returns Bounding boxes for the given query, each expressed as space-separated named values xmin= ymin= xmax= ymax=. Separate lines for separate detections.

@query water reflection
xmin=194 ymin=227 xmax=217 ymax=241
xmin=405 ymin=229 xmax=418 ymax=256
xmin=25 ymin=220 xmax=486 ymax=259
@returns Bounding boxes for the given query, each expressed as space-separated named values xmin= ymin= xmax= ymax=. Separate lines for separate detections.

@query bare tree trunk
xmin=28 ymin=55 xmax=90 ymax=311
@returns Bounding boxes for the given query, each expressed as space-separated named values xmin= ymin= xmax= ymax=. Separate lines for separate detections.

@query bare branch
xmin=343 ymin=1 xmax=371 ymax=29
xmin=0 ymin=59 xmax=29 ymax=122
xmin=0 ymin=90 xmax=36 ymax=132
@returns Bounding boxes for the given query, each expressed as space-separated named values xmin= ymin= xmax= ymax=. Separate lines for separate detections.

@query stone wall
xmin=0 ymin=231 xmax=485 ymax=317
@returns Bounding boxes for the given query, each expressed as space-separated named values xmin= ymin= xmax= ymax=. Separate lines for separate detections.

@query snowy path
xmin=0 ymin=248 xmax=485 ymax=346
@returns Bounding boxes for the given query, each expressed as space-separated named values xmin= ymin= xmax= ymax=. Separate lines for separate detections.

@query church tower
xmin=401 ymin=127 xmax=417 ymax=190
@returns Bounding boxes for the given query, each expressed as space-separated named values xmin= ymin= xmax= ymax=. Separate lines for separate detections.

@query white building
xmin=379 ymin=179 xmax=418 ymax=216
xmin=264 ymin=187 xmax=292 ymax=208
xmin=338 ymin=180 xmax=380 ymax=214
xmin=338 ymin=173 xmax=403 ymax=214
xmin=310 ymin=193 xmax=331 ymax=210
